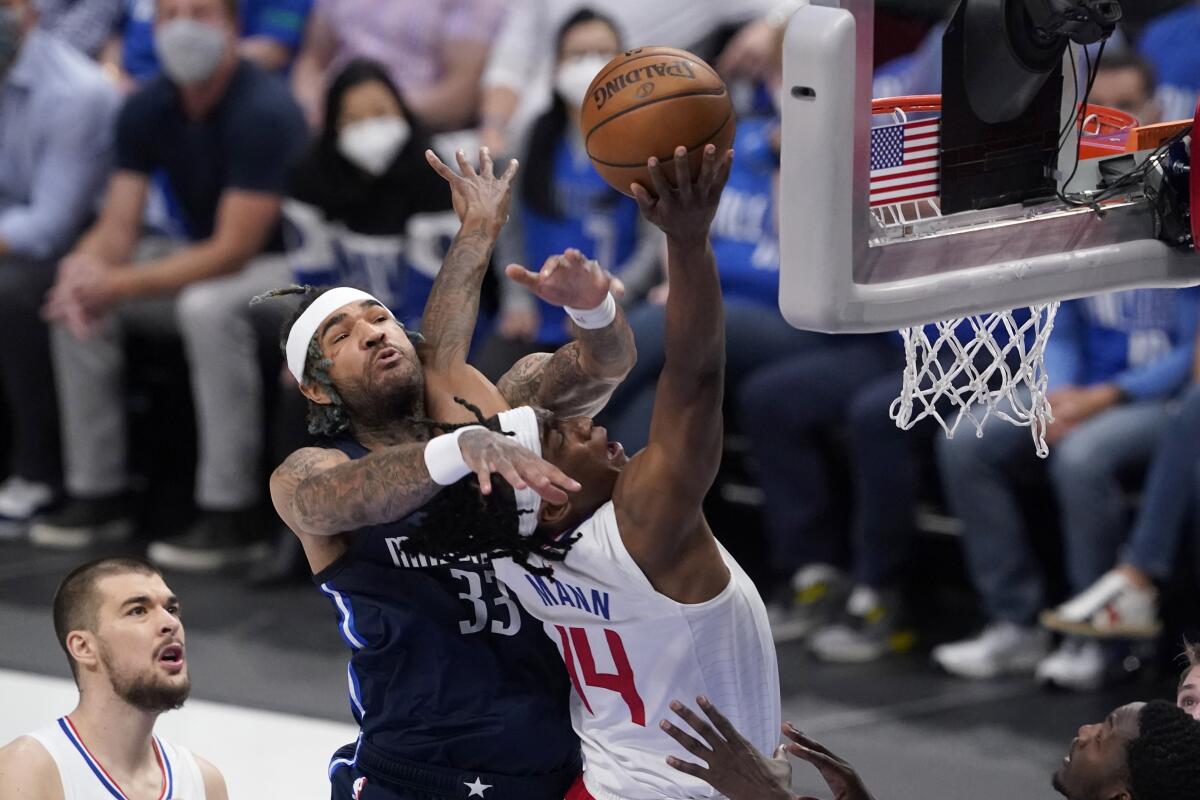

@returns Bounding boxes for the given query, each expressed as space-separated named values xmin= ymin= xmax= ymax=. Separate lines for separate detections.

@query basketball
xmin=581 ymin=46 xmax=735 ymax=197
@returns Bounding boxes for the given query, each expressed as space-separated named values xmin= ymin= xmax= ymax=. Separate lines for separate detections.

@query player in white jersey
xmin=407 ymin=144 xmax=782 ymax=800
xmin=0 ymin=557 xmax=226 ymax=799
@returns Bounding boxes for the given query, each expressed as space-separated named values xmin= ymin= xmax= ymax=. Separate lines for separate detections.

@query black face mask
xmin=0 ymin=9 xmax=21 ymax=81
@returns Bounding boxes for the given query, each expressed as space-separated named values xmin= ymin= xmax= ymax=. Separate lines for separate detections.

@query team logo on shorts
xmin=352 ymin=776 xmax=367 ymax=799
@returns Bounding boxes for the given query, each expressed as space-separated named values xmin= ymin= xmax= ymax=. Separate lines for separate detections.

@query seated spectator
xmin=290 ymin=0 xmax=504 ymax=132
xmin=933 ymin=288 xmax=1199 ymax=691
xmin=0 ymin=0 xmax=118 ymax=532
xmin=473 ymin=8 xmax=660 ymax=380
xmin=283 ymin=57 xmax=459 ymax=328
xmin=1040 ymin=381 xmax=1199 ymax=641
xmin=1138 ymin=1 xmax=1200 ymax=122
xmin=32 ymin=0 xmax=308 ymax=571
xmin=103 ymin=0 xmax=311 ymax=88
xmin=34 ymin=0 xmax=122 ymax=57
xmin=478 ymin=0 xmax=794 ymax=155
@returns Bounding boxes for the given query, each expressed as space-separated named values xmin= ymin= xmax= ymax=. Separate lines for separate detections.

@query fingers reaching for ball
xmin=632 ymin=144 xmax=734 ymax=240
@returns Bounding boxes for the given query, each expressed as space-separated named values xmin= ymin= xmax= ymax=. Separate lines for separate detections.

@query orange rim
xmin=870 ymin=94 xmax=1140 ymax=158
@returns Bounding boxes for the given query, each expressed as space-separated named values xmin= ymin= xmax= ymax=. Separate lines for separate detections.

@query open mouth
xmin=607 ymin=441 xmax=626 ymax=462
xmin=375 ymin=346 xmax=401 ymax=368
xmin=158 ymin=644 xmax=185 ymax=672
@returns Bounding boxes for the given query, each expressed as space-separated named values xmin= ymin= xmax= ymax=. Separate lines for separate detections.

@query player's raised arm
xmin=419 ymin=148 xmax=517 ymax=370
xmin=613 ymin=144 xmax=734 ymax=573
xmin=497 ymin=249 xmax=637 ymax=417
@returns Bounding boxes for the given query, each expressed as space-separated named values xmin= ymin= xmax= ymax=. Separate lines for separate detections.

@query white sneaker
xmin=931 ymin=622 xmax=1049 ymax=680
xmin=0 ymin=477 xmax=54 ymax=537
xmin=1036 ymin=639 xmax=1106 ymax=691
xmin=1040 ymin=570 xmax=1161 ymax=639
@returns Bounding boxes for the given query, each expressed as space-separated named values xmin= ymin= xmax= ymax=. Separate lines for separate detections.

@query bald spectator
xmin=290 ymin=0 xmax=506 ymax=131
xmin=0 ymin=0 xmax=119 ymax=533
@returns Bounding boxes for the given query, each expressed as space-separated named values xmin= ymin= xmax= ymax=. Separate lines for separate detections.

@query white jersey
xmin=26 ymin=717 xmax=206 ymax=800
xmin=493 ymin=502 xmax=781 ymax=800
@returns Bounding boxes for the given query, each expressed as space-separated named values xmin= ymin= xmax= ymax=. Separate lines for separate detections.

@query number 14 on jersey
xmin=554 ymin=625 xmax=647 ymax=726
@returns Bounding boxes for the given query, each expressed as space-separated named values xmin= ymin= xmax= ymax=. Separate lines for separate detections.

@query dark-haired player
xmin=0 ymin=557 xmax=226 ymax=799
xmin=656 ymin=697 xmax=1200 ymax=800
xmin=268 ymin=147 xmax=638 ymax=799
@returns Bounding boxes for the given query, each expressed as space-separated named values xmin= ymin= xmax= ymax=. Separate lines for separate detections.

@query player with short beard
xmin=0 ymin=557 xmax=226 ymax=799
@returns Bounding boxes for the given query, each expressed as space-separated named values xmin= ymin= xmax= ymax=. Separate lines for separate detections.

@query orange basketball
xmin=581 ymin=46 xmax=735 ymax=197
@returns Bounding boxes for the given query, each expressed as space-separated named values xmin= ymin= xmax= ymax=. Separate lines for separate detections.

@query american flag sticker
xmin=869 ymin=118 xmax=940 ymax=207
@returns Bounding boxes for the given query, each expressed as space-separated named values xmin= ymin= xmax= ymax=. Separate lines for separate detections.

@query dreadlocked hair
xmin=253 ymin=285 xmax=424 ymax=437
xmin=399 ymin=398 xmax=578 ymax=577
xmin=1126 ymin=700 xmax=1200 ymax=800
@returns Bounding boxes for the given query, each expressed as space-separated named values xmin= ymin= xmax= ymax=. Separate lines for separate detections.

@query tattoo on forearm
xmin=291 ymin=445 xmax=441 ymax=533
xmin=422 ymin=225 xmax=495 ymax=361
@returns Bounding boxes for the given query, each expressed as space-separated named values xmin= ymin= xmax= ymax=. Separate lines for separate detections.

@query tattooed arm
xmin=496 ymin=248 xmax=637 ymax=417
xmin=419 ymin=148 xmax=517 ymax=370
xmin=269 ymin=433 xmax=580 ymax=537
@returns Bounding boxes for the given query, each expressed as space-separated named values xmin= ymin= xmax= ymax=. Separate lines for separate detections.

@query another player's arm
xmin=497 ymin=251 xmax=637 ymax=416
xmin=270 ymin=434 xmax=580 ymax=537
xmin=0 ymin=736 xmax=66 ymax=800
xmin=613 ymin=146 xmax=733 ymax=575
xmin=193 ymin=754 xmax=229 ymax=800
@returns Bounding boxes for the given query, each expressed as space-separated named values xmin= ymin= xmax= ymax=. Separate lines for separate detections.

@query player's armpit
xmin=423 ymin=363 xmax=511 ymax=423
xmin=0 ymin=736 xmax=65 ymax=800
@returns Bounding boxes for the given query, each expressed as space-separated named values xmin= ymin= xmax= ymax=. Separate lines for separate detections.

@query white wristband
xmin=423 ymin=426 xmax=486 ymax=486
xmin=565 ymin=292 xmax=617 ymax=330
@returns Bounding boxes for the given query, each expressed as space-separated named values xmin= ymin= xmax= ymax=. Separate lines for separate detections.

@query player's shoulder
xmin=273 ymin=445 xmax=350 ymax=484
xmin=191 ymin=752 xmax=229 ymax=800
xmin=0 ymin=735 xmax=64 ymax=799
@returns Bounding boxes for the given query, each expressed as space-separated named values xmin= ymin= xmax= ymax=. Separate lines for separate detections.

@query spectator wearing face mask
xmin=34 ymin=0 xmax=308 ymax=571
xmin=283 ymin=58 xmax=459 ymax=331
xmin=0 ymin=0 xmax=118 ymax=533
xmin=102 ymin=0 xmax=312 ymax=90
xmin=473 ymin=8 xmax=661 ymax=381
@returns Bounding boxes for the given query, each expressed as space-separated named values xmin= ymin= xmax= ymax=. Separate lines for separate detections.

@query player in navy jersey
xmin=268 ymin=148 xmax=637 ymax=800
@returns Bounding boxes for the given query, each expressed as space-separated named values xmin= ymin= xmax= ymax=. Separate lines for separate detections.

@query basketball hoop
xmin=870 ymin=96 xmax=1139 ymax=456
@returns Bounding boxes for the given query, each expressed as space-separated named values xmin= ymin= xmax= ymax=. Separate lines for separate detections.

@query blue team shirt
xmin=1046 ymin=289 xmax=1199 ymax=400
xmin=710 ymin=116 xmax=780 ymax=308
xmin=520 ymin=138 xmax=639 ymax=345
xmin=120 ymin=0 xmax=312 ymax=80
xmin=1139 ymin=5 xmax=1200 ymax=123
xmin=314 ymin=436 xmax=578 ymax=784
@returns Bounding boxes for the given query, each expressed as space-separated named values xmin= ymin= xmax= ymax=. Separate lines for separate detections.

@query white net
xmin=889 ymin=303 xmax=1060 ymax=458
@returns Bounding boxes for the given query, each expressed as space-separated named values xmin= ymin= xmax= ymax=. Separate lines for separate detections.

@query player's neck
xmin=352 ymin=415 xmax=430 ymax=449
xmin=68 ymin=690 xmax=161 ymax=775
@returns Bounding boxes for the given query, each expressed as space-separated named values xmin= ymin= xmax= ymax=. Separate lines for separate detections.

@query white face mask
xmin=154 ymin=18 xmax=227 ymax=86
xmin=338 ymin=115 xmax=411 ymax=176
xmin=555 ymin=54 xmax=610 ymax=111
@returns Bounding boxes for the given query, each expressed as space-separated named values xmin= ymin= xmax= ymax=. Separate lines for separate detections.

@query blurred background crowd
xmin=2 ymin=0 xmax=1200 ymax=698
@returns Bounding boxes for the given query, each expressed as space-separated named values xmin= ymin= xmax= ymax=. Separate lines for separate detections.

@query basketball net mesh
xmin=889 ymin=303 xmax=1060 ymax=458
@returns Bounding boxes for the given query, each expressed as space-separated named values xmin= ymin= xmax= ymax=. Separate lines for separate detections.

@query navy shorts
xmin=329 ymin=741 xmax=580 ymax=800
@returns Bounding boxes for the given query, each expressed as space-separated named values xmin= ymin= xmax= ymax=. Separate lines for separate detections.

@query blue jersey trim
xmin=320 ymin=582 xmax=367 ymax=649
xmin=155 ymin=736 xmax=174 ymax=798
xmin=328 ymin=734 xmax=363 ymax=779
xmin=347 ymin=661 xmax=366 ymax=721
xmin=57 ymin=718 xmax=126 ymax=800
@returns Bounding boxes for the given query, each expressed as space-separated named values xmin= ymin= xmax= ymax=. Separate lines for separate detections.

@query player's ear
xmin=538 ymin=499 xmax=572 ymax=528
xmin=298 ymin=379 xmax=333 ymax=406
xmin=67 ymin=630 xmax=100 ymax=672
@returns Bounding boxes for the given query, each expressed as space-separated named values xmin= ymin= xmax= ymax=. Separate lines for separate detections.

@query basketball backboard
xmin=777 ymin=0 xmax=1199 ymax=334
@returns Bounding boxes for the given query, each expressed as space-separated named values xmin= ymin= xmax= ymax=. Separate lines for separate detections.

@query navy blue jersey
xmin=312 ymin=437 xmax=578 ymax=780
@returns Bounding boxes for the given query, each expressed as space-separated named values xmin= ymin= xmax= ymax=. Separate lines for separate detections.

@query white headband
xmin=496 ymin=406 xmax=543 ymax=537
xmin=286 ymin=287 xmax=394 ymax=384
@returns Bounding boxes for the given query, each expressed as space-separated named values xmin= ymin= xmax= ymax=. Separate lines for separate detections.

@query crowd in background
xmin=3 ymin=0 xmax=1200 ymax=697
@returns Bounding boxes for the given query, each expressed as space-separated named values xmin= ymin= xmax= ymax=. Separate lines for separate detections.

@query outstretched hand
xmin=631 ymin=144 xmax=733 ymax=242
xmin=457 ymin=428 xmax=580 ymax=504
xmin=505 ymin=248 xmax=625 ymax=311
xmin=782 ymin=725 xmax=875 ymax=800
xmin=425 ymin=147 xmax=518 ymax=233
xmin=661 ymin=697 xmax=794 ymax=800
